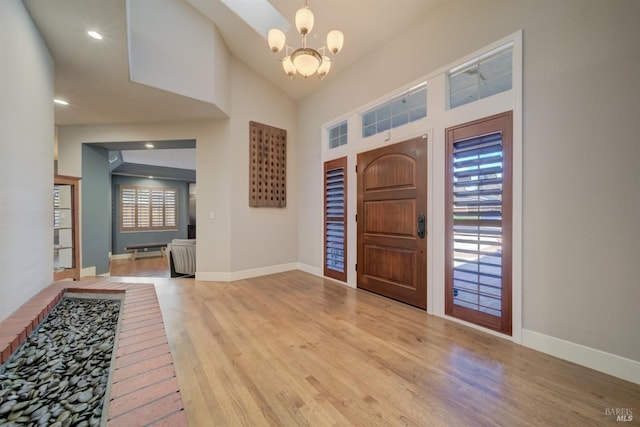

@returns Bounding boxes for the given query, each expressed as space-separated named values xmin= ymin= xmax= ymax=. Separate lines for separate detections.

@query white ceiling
xmin=23 ymin=0 xmax=444 ymax=126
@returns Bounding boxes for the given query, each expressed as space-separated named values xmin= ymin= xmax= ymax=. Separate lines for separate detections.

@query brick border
xmin=0 ymin=281 xmax=187 ymax=426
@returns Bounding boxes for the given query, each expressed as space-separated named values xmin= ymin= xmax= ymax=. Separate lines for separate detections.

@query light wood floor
xmin=94 ymin=259 xmax=640 ymax=426
xmin=109 ymin=255 xmax=170 ymax=277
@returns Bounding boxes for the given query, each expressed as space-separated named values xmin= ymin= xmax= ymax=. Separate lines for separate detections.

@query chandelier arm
xmin=272 ymin=45 xmax=293 ymax=62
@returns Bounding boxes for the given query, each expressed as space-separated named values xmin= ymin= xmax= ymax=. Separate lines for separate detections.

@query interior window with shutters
xmin=120 ymin=185 xmax=178 ymax=232
xmin=445 ymin=112 xmax=512 ymax=335
xmin=324 ymin=157 xmax=347 ymax=282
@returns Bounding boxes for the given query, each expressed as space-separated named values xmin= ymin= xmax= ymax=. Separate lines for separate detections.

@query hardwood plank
xmin=141 ymin=271 xmax=640 ymax=425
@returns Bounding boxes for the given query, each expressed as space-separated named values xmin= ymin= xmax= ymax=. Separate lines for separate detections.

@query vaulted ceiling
xmin=26 ymin=0 xmax=443 ymax=176
xmin=24 ymin=0 xmax=444 ymax=126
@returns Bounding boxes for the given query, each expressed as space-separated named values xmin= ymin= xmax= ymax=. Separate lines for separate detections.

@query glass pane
xmin=450 ymin=86 xmax=478 ymax=108
xmin=480 ymin=73 xmax=512 ymax=99
xmin=479 ymin=49 xmax=512 ymax=82
xmin=450 ymin=67 xmax=478 ymax=93
xmin=375 ymin=104 xmax=391 ymax=122
xmin=58 ymin=247 xmax=73 ymax=269
xmin=392 ymin=113 xmax=408 ymax=128
xmin=449 ymin=46 xmax=512 ymax=109
xmin=407 ymin=88 xmax=426 ymax=109
xmin=362 ymin=111 xmax=376 ymax=126
xmin=56 ymin=209 xmax=73 ymax=229
xmin=409 ymin=105 xmax=427 ymax=122
xmin=391 ymin=98 xmax=409 ymax=116
xmin=363 ymin=124 xmax=376 ymax=138
xmin=377 ymin=118 xmax=391 ymax=132
xmin=58 ymin=228 xmax=73 ymax=248
xmin=329 ymin=121 xmax=347 ymax=149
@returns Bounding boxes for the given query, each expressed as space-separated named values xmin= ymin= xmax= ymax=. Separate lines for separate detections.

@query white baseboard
xmin=196 ymin=263 xmax=356 ymax=289
xmin=296 ymin=263 xmax=356 ymax=288
xmin=195 ymin=271 xmax=231 ymax=281
xmin=295 ymin=262 xmax=322 ymax=277
xmin=522 ymin=329 xmax=640 ymax=385
xmin=196 ymin=262 xmax=299 ymax=282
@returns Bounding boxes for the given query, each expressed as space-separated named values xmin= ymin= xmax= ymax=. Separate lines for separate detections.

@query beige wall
xmin=57 ymin=120 xmax=232 ymax=275
xmin=229 ymin=58 xmax=298 ymax=272
xmin=296 ymin=0 xmax=640 ymax=362
xmin=0 ymin=0 xmax=55 ymax=321
xmin=57 ymin=58 xmax=298 ymax=278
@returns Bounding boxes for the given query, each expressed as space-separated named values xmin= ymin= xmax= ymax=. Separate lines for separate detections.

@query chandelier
xmin=267 ymin=1 xmax=344 ymax=80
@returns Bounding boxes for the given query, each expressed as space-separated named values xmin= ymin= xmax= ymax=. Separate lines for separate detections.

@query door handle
xmin=417 ymin=214 xmax=426 ymax=238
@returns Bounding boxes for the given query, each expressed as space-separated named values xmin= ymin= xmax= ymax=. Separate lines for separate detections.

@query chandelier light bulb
xmin=268 ymin=29 xmax=286 ymax=53
xmin=282 ymin=56 xmax=297 ymax=78
xmin=326 ymin=30 xmax=344 ymax=54
xmin=317 ymin=56 xmax=331 ymax=80
xmin=295 ymin=6 xmax=314 ymax=35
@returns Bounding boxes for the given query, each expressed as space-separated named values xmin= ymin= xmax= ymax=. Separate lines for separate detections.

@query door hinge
xmin=355 ymin=263 xmax=357 ymax=272
xmin=355 ymin=164 xmax=358 ymax=173
xmin=355 ymin=214 xmax=357 ymax=222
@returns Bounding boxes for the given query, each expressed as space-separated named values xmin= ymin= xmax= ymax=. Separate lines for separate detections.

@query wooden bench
xmin=124 ymin=243 xmax=168 ymax=260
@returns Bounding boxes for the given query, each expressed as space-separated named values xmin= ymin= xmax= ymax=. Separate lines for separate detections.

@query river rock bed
xmin=0 ymin=296 xmax=121 ymax=426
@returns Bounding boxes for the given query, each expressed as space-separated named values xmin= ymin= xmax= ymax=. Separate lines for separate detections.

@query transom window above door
xmin=361 ymin=82 xmax=427 ymax=138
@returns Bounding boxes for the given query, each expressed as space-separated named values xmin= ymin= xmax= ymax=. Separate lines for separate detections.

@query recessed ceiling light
xmin=54 ymin=98 xmax=69 ymax=106
xmin=148 ymin=176 xmax=154 ymax=179
xmin=144 ymin=143 xmax=155 ymax=149
xmin=87 ymin=30 xmax=103 ymax=40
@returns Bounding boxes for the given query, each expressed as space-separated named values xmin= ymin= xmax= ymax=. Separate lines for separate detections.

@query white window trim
xmin=321 ymin=30 xmax=522 ymax=343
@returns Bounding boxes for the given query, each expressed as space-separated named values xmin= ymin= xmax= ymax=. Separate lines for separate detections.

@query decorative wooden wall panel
xmin=249 ymin=121 xmax=287 ymax=207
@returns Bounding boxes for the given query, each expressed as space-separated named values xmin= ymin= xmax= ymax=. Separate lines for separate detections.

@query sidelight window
xmin=324 ymin=157 xmax=347 ymax=282
xmin=445 ymin=112 xmax=512 ymax=335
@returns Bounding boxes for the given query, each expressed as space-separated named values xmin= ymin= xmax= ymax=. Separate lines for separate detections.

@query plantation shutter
xmin=137 ymin=189 xmax=151 ymax=228
xmin=121 ymin=187 xmax=137 ymax=229
xmin=324 ymin=157 xmax=347 ymax=282
xmin=445 ymin=111 xmax=512 ymax=335
xmin=164 ymin=190 xmax=177 ymax=227
xmin=451 ymin=132 xmax=504 ymax=316
xmin=120 ymin=185 xmax=178 ymax=231
xmin=151 ymin=190 xmax=165 ymax=227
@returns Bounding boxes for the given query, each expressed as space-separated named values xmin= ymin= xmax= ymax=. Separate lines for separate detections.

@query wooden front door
xmin=357 ymin=137 xmax=428 ymax=309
